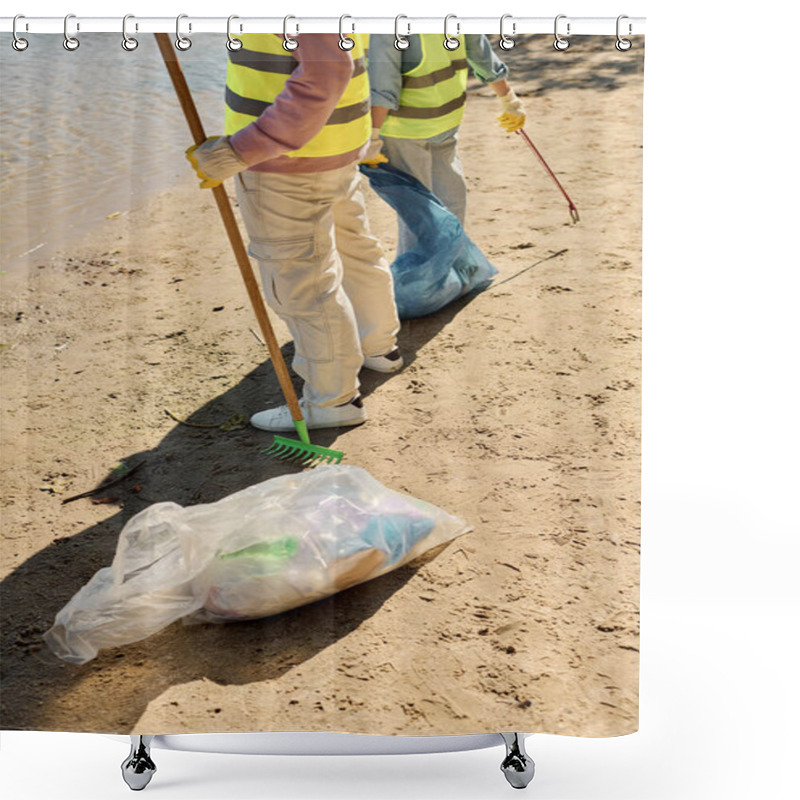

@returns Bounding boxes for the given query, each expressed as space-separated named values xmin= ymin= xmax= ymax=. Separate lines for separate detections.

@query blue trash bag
xmin=359 ymin=163 xmax=497 ymax=319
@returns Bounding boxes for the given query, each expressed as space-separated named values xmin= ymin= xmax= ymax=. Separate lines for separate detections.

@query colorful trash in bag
xmin=44 ymin=465 xmax=471 ymax=664
xmin=360 ymin=163 xmax=497 ymax=319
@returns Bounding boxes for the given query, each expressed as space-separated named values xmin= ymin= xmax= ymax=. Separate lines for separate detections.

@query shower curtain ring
xmin=12 ymin=15 xmax=29 ymax=51
xmin=499 ymin=14 xmax=516 ymax=50
xmin=339 ymin=15 xmax=355 ymax=50
xmin=444 ymin=14 xmax=460 ymax=51
xmin=394 ymin=15 xmax=410 ymax=51
xmin=175 ymin=14 xmax=192 ymax=50
xmin=227 ymin=15 xmax=243 ymax=51
xmin=121 ymin=15 xmax=138 ymax=51
xmin=283 ymin=15 xmax=299 ymax=51
xmin=554 ymin=14 xmax=570 ymax=51
xmin=615 ymin=15 xmax=632 ymax=51
xmin=63 ymin=14 xmax=80 ymax=51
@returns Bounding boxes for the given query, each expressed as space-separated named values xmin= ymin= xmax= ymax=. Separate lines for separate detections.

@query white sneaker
xmin=250 ymin=396 xmax=367 ymax=432
xmin=363 ymin=348 xmax=404 ymax=373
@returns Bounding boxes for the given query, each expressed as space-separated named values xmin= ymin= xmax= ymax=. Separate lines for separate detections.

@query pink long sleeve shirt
xmin=229 ymin=34 xmax=368 ymax=174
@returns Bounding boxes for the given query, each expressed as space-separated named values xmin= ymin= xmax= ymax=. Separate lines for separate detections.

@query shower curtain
xmin=0 ymin=29 xmax=643 ymax=741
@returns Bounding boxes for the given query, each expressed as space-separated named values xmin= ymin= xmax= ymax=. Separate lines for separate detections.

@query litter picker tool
xmin=516 ymin=128 xmax=580 ymax=224
xmin=154 ymin=33 xmax=343 ymax=466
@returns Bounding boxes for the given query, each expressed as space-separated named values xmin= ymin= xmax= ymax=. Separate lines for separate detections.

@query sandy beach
xmin=0 ymin=36 xmax=643 ymax=737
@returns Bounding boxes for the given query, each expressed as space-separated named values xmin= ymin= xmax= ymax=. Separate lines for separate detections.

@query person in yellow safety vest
xmin=186 ymin=34 xmax=402 ymax=434
xmin=366 ymin=34 xmax=526 ymax=251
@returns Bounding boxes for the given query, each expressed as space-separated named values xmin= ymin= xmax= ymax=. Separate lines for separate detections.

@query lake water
xmin=0 ymin=33 xmax=229 ymax=271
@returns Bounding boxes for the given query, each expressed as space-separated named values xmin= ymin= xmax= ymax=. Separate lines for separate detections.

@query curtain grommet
xmin=121 ymin=14 xmax=138 ymax=51
xmin=553 ymin=14 xmax=570 ymax=51
xmin=394 ymin=15 xmax=410 ymax=51
xmin=12 ymin=14 xmax=29 ymax=51
xmin=615 ymin=15 xmax=633 ymax=51
xmin=226 ymin=15 xmax=243 ymax=51
xmin=444 ymin=14 xmax=460 ymax=51
xmin=175 ymin=14 xmax=192 ymax=51
xmin=63 ymin=13 xmax=80 ymax=51
xmin=283 ymin=15 xmax=299 ymax=51
xmin=339 ymin=15 xmax=355 ymax=51
xmin=499 ymin=14 xmax=516 ymax=50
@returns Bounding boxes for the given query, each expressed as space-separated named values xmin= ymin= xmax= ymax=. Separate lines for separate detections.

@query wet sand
xmin=0 ymin=36 xmax=643 ymax=737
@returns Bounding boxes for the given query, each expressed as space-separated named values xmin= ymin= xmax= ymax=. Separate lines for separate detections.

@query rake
xmin=155 ymin=33 xmax=343 ymax=467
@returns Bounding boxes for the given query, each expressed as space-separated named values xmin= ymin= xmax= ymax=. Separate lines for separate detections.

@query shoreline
xmin=0 ymin=165 xmax=192 ymax=280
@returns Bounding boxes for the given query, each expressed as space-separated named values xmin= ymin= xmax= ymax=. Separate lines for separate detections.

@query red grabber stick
xmin=516 ymin=128 xmax=580 ymax=224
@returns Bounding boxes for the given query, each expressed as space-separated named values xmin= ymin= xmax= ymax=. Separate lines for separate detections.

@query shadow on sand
xmin=470 ymin=34 xmax=644 ymax=98
xmin=0 ymin=289 xmax=484 ymax=732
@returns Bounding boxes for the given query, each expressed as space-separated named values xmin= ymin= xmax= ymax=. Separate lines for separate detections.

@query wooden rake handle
xmin=154 ymin=33 xmax=305 ymax=426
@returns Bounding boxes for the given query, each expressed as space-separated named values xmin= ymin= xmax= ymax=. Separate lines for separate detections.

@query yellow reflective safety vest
xmin=225 ymin=34 xmax=371 ymax=159
xmin=381 ymin=34 xmax=469 ymax=140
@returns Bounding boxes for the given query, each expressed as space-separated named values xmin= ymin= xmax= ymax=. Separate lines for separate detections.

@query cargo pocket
xmin=248 ymin=236 xmax=333 ymax=364
xmin=248 ymin=236 xmax=317 ymax=264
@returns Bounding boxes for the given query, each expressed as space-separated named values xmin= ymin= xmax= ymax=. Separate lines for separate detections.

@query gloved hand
xmin=496 ymin=90 xmax=526 ymax=133
xmin=359 ymin=128 xmax=389 ymax=168
xmin=185 ymin=136 xmax=248 ymax=189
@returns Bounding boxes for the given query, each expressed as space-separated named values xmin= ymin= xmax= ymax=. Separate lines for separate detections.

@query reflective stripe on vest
xmin=381 ymin=34 xmax=468 ymax=140
xmin=225 ymin=34 xmax=371 ymax=159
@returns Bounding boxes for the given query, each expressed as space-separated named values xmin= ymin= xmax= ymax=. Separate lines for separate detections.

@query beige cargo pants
xmin=235 ymin=162 xmax=400 ymax=407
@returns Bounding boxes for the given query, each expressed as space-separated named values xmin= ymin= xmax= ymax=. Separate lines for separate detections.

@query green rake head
xmin=263 ymin=435 xmax=344 ymax=467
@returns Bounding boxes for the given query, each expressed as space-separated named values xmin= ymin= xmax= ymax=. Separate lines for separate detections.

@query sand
xmin=0 ymin=36 xmax=643 ymax=737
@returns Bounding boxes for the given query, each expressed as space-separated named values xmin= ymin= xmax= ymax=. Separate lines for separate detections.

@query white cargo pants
xmin=235 ymin=163 xmax=400 ymax=408
xmin=381 ymin=131 xmax=467 ymax=251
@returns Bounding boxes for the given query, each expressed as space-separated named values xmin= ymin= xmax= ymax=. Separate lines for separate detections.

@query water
xmin=0 ymin=33 xmax=228 ymax=271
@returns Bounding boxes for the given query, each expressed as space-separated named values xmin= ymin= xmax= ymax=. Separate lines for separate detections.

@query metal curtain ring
xmin=12 ymin=14 xmax=29 ymax=51
xmin=175 ymin=14 xmax=192 ymax=50
xmin=615 ymin=15 xmax=632 ymax=51
xmin=394 ymin=15 xmax=410 ymax=51
xmin=121 ymin=14 xmax=138 ymax=51
xmin=553 ymin=14 xmax=570 ymax=51
xmin=227 ymin=15 xmax=243 ymax=51
xmin=283 ymin=15 xmax=299 ymax=51
xmin=63 ymin=14 xmax=79 ymax=51
xmin=339 ymin=15 xmax=355 ymax=50
xmin=444 ymin=14 xmax=460 ymax=51
xmin=499 ymin=14 xmax=515 ymax=50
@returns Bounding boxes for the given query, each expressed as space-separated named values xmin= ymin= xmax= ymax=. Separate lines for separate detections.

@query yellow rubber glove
xmin=359 ymin=128 xmax=390 ymax=168
xmin=362 ymin=153 xmax=389 ymax=168
xmin=185 ymin=143 xmax=222 ymax=190
xmin=185 ymin=136 xmax=247 ymax=189
xmin=497 ymin=90 xmax=526 ymax=134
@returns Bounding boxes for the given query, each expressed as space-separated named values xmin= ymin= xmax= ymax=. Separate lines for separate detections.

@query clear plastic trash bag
xmin=359 ymin=163 xmax=497 ymax=319
xmin=44 ymin=465 xmax=471 ymax=664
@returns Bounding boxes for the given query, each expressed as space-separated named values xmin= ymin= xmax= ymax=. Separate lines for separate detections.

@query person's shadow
xmin=0 ymin=290 xmax=484 ymax=732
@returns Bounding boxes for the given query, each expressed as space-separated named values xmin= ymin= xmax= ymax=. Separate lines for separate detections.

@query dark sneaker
xmin=362 ymin=348 xmax=404 ymax=373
